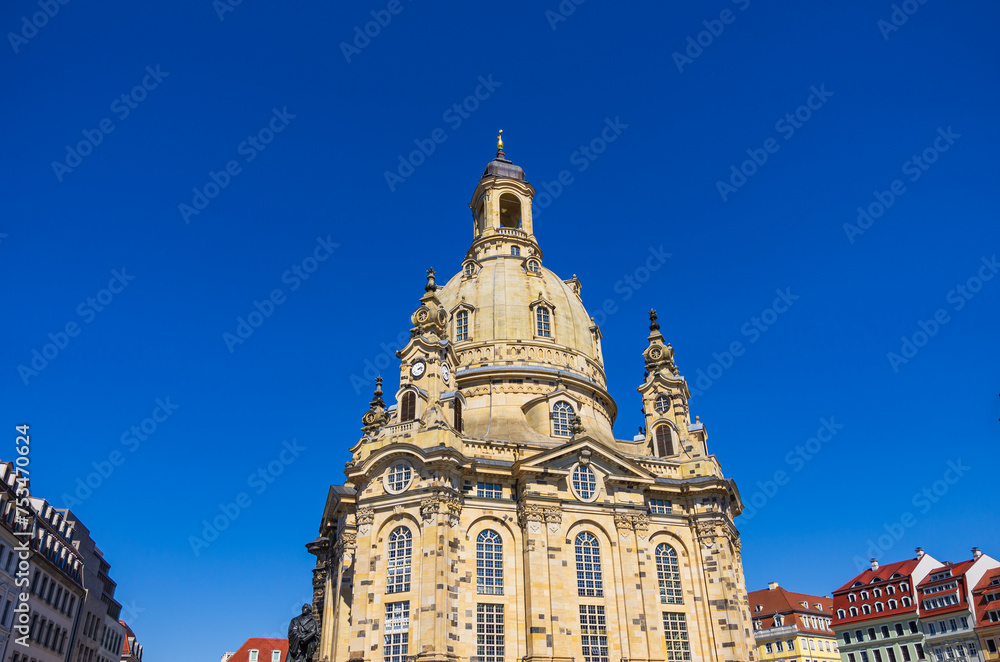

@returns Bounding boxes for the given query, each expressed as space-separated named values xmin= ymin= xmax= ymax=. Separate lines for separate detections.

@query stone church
xmin=306 ymin=137 xmax=755 ymax=662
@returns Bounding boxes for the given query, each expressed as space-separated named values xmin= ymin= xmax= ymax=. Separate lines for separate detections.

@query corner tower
xmin=310 ymin=137 xmax=755 ymax=662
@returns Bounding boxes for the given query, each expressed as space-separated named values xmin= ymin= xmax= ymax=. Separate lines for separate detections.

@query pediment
xmin=514 ymin=436 xmax=655 ymax=484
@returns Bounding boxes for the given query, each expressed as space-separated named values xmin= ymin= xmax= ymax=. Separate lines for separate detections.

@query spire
xmin=643 ymin=307 xmax=675 ymax=374
xmin=649 ymin=308 xmax=660 ymax=332
xmin=361 ymin=376 xmax=388 ymax=432
xmin=425 ymin=267 xmax=437 ymax=292
xmin=496 ymin=129 xmax=504 ymax=159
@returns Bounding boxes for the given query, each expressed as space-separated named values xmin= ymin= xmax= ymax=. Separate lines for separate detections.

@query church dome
xmin=436 ymin=256 xmax=605 ymax=388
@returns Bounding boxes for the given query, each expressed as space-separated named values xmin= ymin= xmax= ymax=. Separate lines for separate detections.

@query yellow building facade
xmin=749 ymin=583 xmax=839 ymax=662
xmin=308 ymin=142 xmax=755 ymax=662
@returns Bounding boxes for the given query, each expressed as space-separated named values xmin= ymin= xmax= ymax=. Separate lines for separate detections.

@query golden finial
xmin=497 ymin=129 xmax=503 ymax=150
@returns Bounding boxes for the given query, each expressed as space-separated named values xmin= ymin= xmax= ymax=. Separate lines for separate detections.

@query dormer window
xmin=456 ymin=310 xmax=469 ymax=341
xmin=511 ymin=246 xmax=521 ymax=256
xmin=499 ymin=193 xmax=521 ymax=228
xmin=464 ymin=263 xmax=474 ymax=277
xmin=552 ymin=401 xmax=573 ymax=436
xmin=272 ymin=651 xmax=280 ymax=662
xmin=535 ymin=306 xmax=551 ymax=337
xmin=527 ymin=259 xmax=540 ymax=273
xmin=774 ymin=615 xmax=784 ymax=626
xmin=654 ymin=395 xmax=670 ymax=414
xmin=249 ymin=651 xmax=258 ymax=662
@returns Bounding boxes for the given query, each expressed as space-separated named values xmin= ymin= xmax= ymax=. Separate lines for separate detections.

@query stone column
xmin=518 ymin=502 xmax=554 ymax=662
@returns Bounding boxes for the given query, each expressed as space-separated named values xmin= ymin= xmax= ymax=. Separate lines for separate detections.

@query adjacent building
xmin=750 ymin=582 xmax=839 ymax=662
xmin=832 ymin=551 xmax=942 ymax=662
xmin=0 ymin=463 xmax=134 ymax=662
xmin=972 ymin=568 xmax=1000 ymax=661
xmin=307 ymin=140 xmax=755 ymax=662
xmin=832 ymin=549 xmax=999 ymax=662
xmin=118 ymin=621 xmax=142 ymax=662
xmin=224 ymin=639 xmax=286 ymax=662
xmin=916 ymin=550 xmax=999 ymax=662
xmin=69 ymin=518 xmax=126 ymax=662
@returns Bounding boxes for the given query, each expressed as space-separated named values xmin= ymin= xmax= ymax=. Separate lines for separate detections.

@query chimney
xmin=972 ymin=547 xmax=982 ymax=560
xmin=871 ymin=558 xmax=879 ymax=571
xmin=915 ymin=547 xmax=925 ymax=560
xmin=768 ymin=582 xmax=779 ymax=590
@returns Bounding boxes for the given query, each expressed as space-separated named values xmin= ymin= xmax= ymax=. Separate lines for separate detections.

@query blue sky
xmin=2 ymin=0 xmax=998 ymax=657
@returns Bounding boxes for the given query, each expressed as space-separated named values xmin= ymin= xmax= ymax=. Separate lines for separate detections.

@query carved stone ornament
xmin=333 ymin=531 xmax=358 ymax=562
xmin=733 ymin=537 xmax=743 ymax=563
xmin=614 ymin=513 xmax=634 ymax=530
xmin=696 ymin=520 xmax=717 ymax=548
xmin=420 ymin=496 xmax=440 ymax=523
xmin=543 ymin=507 xmax=562 ymax=533
xmin=632 ymin=513 xmax=650 ymax=539
xmin=356 ymin=506 xmax=374 ymax=535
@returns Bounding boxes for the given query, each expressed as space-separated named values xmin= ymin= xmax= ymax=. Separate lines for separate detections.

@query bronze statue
xmin=286 ymin=604 xmax=318 ymax=662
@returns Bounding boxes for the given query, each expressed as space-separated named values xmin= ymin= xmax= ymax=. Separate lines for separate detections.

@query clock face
xmin=417 ymin=309 xmax=429 ymax=322
xmin=441 ymin=363 xmax=451 ymax=384
xmin=410 ymin=361 xmax=426 ymax=378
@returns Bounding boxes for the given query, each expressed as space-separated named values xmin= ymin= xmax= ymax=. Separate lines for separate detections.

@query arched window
xmin=386 ymin=527 xmax=412 ymax=593
xmin=888 ymin=599 xmax=898 ymax=610
xmin=401 ymin=392 xmax=416 ymax=422
xmin=575 ymin=532 xmax=603 ymax=597
xmin=875 ymin=602 xmax=884 ymax=612
xmin=572 ymin=464 xmax=597 ymax=500
xmin=654 ymin=395 xmax=670 ymax=414
xmin=849 ymin=593 xmax=856 ymax=602
xmin=476 ymin=530 xmax=503 ymax=595
xmin=849 ymin=607 xmax=858 ymax=617
xmin=874 ymin=588 xmax=882 ymax=597
xmin=499 ymin=193 xmax=521 ymax=228
xmin=552 ymin=401 xmax=573 ymax=436
xmin=887 ymin=585 xmax=896 ymax=595
xmin=861 ymin=591 xmax=869 ymax=600
xmin=901 ymin=582 xmax=909 ymax=592
xmin=837 ymin=609 xmax=846 ymax=619
xmin=536 ymin=306 xmax=551 ymax=337
xmin=862 ymin=604 xmax=871 ymax=615
xmin=654 ymin=425 xmax=673 ymax=457
xmin=511 ymin=246 xmax=520 ymax=256
xmin=655 ymin=543 xmax=682 ymax=604
xmin=901 ymin=596 xmax=911 ymax=607
xmin=455 ymin=310 xmax=469 ymax=341
xmin=454 ymin=399 xmax=463 ymax=433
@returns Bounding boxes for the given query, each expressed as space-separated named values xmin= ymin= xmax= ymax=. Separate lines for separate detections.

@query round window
xmin=654 ymin=395 xmax=670 ymax=414
xmin=384 ymin=462 xmax=413 ymax=494
xmin=571 ymin=464 xmax=598 ymax=501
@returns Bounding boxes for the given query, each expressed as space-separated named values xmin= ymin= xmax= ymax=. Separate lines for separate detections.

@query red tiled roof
xmin=833 ymin=559 xmax=919 ymax=593
xmin=917 ymin=560 xmax=975 ymax=588
xmin=972 ymin=567 xmax=1000 ymax=629
xmin=832 ymin=559 xmax=923 ymax=626
xmin=227 ymin=638 xmax=288 ymax=662
xmin=748 ymin=585 xmax=833 ymax=633
xmin=119 ymin=620 xmax=137 ymax=657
